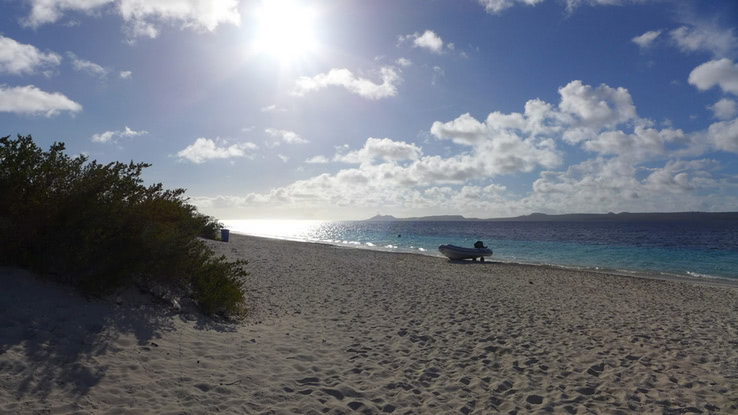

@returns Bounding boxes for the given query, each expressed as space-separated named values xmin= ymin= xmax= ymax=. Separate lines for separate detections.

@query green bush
xmin=198 ymin=214 xmax=224 ymax=240
xmin=0 ymin=134 xmax=247 ymax=317
xmin=189 ymin=244 xmax=248 ymax=316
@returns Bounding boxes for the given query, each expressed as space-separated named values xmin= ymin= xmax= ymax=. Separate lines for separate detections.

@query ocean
xmin=222 ymin=219 xmax=738 ymax=281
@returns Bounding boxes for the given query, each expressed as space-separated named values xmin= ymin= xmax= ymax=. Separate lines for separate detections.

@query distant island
xmin=364 ymin=212 xmax=738 ymax=222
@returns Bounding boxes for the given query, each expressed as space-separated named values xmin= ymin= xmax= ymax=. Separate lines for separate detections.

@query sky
xmin=1 ymin=0 xmax=737 ymax=220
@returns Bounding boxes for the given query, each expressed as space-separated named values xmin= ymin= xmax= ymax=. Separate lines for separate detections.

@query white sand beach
xmin=2 ymin=233 xmax=738 ymax=414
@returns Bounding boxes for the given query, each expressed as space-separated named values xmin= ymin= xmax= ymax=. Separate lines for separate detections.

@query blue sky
xmin=1 ymin=0 xmax=737 ymax=220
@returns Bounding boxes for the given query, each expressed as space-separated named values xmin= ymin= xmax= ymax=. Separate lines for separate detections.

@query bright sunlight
xmin=253 ymin=0 xmax=320 ymax=62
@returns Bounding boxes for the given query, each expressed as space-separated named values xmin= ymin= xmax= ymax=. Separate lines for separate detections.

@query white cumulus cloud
xmin=23 ymin=0 xmax=240 ymax=40
xmin=305 ymin=155 xmax=329 ymax=164
xmin=23 ymin=0 xmax=112 ymax=28
xmin=688 ymin=59 xmax=738 ymax=96
xmin=527 ymin=157 xmax=724 ymax=214
xmin=476 ymin=0 xmax=669 ymax=15
xmin=631 ymin=30 xmax=661 ymax=49
xmin=0 ymin=35 xmax=62 ymax=76
xmin=429 ymin=119 xmax=561 ymax=178
xmin=119 ymin=70 xmax=132 ymax=79
xmin=187 ymin=79 xmax=738 ymax=219
xmin=398 ymin=30 xmax=447 ymax=54
xmin=670 ymin=24 xmax=738 ymax=58
xmin=293 ymin=67 xmax=400 ymax=100
xmin=264 ymin=128 xmax=309 ymax=145
xmin=91 ymin=126 xmax=147 ymax=143
xmin=67 ymin=52 xmax=109 ymax=78
xmin=335 ymin=138 xmax=422 ymax=164
xmin=177 ymin=138 xmax=257 ymax=164
xmin=396 ymin=58 xmax=412 ymax=67
xmin=476 ymin=0 xmax=545 ymax=14
xmin=430 ymin=113 xmax=488 ymax=146
xmin=583 ymin=126 xmax=686 ymax=160
xmin=705 ymin=118 xmax=738 ymax=153
xmin=708 ymin=98 xmax=738 ymax=120
xmin=558 ymin=80 xmax=637 ymax=142
xmin=0 ymin=84 xmax=81 ymax=116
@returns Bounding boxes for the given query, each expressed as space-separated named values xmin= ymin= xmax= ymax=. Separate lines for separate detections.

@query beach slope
xmin=1 ymin=234 xmax=737 ymax=414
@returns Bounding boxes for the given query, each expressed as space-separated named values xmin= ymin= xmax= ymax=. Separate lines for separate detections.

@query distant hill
xmin=365 ymin=214 xmax=472 ymax=222
xmin=362 ymin=212 xmax=738 ymax=222
xmin=365 ymin=215 xmax=398 ymax=221
xmin=491 ymin=212 xmax=738 ymax=222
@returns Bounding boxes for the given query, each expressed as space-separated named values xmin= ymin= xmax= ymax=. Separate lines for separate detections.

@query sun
xmin=253 ymin=0 xmax=320 ymax=63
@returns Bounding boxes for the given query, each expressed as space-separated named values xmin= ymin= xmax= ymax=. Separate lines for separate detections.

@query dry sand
xmin=2 ymin=233 xmax=738 ymax=414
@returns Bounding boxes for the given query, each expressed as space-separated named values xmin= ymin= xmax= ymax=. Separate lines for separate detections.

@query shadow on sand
xmin=0 ymin=267 xmax=235 ymax=403
xmin=446 ymin=259 xmax=502 ymax=265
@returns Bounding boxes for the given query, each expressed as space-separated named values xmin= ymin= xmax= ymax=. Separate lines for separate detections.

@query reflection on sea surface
xmin=222 ymin=219 xmax=328 ymax=241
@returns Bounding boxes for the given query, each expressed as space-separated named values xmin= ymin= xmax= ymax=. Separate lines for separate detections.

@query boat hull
xmin=438 ymin=244 xmax=493 ymax=260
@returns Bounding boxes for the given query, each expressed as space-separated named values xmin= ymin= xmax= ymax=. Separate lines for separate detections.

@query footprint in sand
xmin=322 ymin=388 xmax=343 ymax=400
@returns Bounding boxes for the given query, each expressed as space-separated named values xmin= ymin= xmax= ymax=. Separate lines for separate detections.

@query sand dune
xmin=2 ymin=234 xmax=737 ymax=414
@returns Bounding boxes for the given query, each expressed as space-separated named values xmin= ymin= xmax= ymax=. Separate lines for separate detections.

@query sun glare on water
xmin=253 ymin=0 xmax=320 ymax=63
xmin=222 ymin=219 xmax=327 ymax=241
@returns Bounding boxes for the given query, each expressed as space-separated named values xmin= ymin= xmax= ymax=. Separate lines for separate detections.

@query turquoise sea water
xmin=222 ymin=219 xmax=738 ymax=281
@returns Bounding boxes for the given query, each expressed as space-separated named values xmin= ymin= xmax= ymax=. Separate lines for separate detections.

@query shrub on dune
xmin=0 ymin=134 xmax=247 ymax=317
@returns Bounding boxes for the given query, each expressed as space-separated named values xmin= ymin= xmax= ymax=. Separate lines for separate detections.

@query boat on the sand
xmin=438 ymin=244 xmax=493 ymax=261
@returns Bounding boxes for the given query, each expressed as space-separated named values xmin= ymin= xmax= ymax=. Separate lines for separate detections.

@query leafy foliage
xmin=199 ymin=214 xmax=225 ymax=240
xmin=0 ymin=134 xmax=246 ymax=317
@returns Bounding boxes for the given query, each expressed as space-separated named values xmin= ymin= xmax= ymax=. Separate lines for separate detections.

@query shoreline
xmin=231 ymin=231 xmax=738 ymax=290
xmin=2 ymin=233 xmax=738 ymax=414
xmin=221 ymin=218 xmax=738 ymax=282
